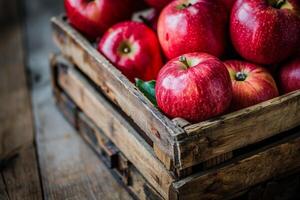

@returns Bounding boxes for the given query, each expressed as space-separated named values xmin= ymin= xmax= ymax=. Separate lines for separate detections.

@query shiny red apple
xmin=157 ymin=0 xmax=228 ymax=60
xmin=65 ymin=0 xmax=136 ymax=39
xmin=98 ymin=21 xmax=163 ymax=82
xmin=145 ymin=0 xmax=173 ymax=11
xmin=279 ymin=57 xmax=300 ymax=93
xmin=230 ymin=0 xmax=300 ymax=65
xmin=155 ymin=53 xmax=232 ymax=122
xmin=224 ymin=60 xmax=279 ymax=111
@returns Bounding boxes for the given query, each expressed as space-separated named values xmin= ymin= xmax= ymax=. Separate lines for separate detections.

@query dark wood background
xmin=0 ymin=0 xmax=132 ymax=199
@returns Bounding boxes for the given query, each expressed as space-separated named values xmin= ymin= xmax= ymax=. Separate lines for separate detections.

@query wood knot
xmin=151 ymin=127 xmax=160 ymax=139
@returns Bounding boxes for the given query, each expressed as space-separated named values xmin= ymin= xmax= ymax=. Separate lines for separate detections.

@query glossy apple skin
xmin=98 ymin=21 xmax=163 ymax=82
xmin=157 ymin=0 xmax=228 ymax=60
xmin=156 ymin=53 xmax=232 ymax=123
xmin=279 ymin=58 xmax=300 ymax=93
xmin=224 ymin=60 xmax=279 ymax=111
xmin=145 ymin=0 xmax=173 ymax=11
xmin=65 ymin=0 xmax=135 ymax=39
xmin=230 ymin=0 xmax=300 ymax=65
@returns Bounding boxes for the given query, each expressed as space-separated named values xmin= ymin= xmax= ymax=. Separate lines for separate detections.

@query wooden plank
xmin=33 ymin=86 xmax=132 ymax=200
xmin=55 ymin=57 xmax=175 ymax=198
xmin=178 ymin=90 xmax=300 ymax=169
xmin=245 ymin=172 xmax=300 ymax=200
xmin=0 ymin=0 xmax=43 ymax=199
xmin=127 ymin=165 xmax=164 ymax=200
xmin=172 ymin=131 xmax=300 ymax=200
xmin=55 ymin=88 xmax=165 ymax=199
xmin=51 ymin=16 xmax=186 ymax=161
xmin=0 ymin=175 xmax=10 ymax=200
xmin=78 ymin=113 xmax=119 ymax=169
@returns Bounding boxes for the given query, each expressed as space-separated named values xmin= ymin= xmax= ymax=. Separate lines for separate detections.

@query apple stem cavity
xmin=276 ymin=0 xmax=286 ymax=8
xmin=235 ymin=72 xmax=247 ymax=81
xmin=177 ymin=2 xmax=192 ymax=10
xmin=179 ymin=56 xmax=190 ymax=68
xmin=123 ymin=47 xmax=130 ymax=54
xmin=119 ymin=42 xmax=131 ymax=54
xmin=269 ymin=0 xmax=287 ymax=9
xmin=183 ymin=3 xmax=192 ymax=8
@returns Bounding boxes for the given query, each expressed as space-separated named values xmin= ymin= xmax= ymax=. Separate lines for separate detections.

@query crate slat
xmin=54 ymin=89 xmax=164 ymax=200
xmin=172 ymin=132 xmax=300 ymax=199
xmin=179 ymin=91 xmax=300 ymax=169
xmin=54 ymin=56 xmax=174 ymax=198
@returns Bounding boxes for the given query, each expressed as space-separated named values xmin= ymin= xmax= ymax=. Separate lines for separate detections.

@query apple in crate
xmin=157 ymin=0 xmax=228 ymax=60
xmin=224 ymin=60 xmax=279 ymax=110
xmin=65 ymin=0 xmax=136 ymax=39
xmin=145 ymin=0 xmax=173 ymax=10
xmin=98 ymin=21 xmax=163 ymax=82
xmin=279 ymin=58 xmax=300 ymax=93
xmin=230 ymin=0 xmax=300 ymax=65
xmin=155 ymin=53 xmax=232 ymax=123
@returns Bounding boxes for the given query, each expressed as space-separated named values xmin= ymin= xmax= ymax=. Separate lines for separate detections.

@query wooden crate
xmin=50 ymin=54 xmax=300 ymax=200
xmin=51 ymin=15 xmax=300 ymax=177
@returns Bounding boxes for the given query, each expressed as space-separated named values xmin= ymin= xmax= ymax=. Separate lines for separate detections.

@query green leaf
xmin=135 ymin=78 xmax=157 ymax=107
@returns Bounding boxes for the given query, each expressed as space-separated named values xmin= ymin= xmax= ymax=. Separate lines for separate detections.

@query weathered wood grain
xmin=78 ymin=113 xmax=119 ymax=169
xmin=55 ymin=57 xmax=175 ymax=198
xmin=0 ymin=0 xmax=43 ymax=199
xmin=33 ymin=85 xmax=133 ymax=200
xmin=172 ymin=131 xmax=300 ymax=200
xmin=76 ymin=111 xmax=163 ymax=200
xmin=178 ymin=91 xmax=300 ymax=169
xmin=0 ymin=177 xmax=9 ymax=200
xmin=242 ymin=171 xmax=300 ymax=200
xmin=51 ymin=16 xmax=186 ymax=162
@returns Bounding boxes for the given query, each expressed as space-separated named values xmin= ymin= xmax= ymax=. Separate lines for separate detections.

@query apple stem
xmin=276 ymin=0 xmax=286 ymax=8
xmin=139 ymin=15 xmax=152 ymax=28
xmin=235 ymin=72 xmax=247 ymax=81
xmin=182 ymin=3 xmax=192 ymax=8
xmin=269 ymin=0 xmax=286 ymax=8
xmin=179 ymin=56 xmax=190 ymax=68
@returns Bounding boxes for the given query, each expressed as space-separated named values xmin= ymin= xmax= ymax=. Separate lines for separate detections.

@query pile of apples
xmin=65 ymin=0 xmax=300 ymax=123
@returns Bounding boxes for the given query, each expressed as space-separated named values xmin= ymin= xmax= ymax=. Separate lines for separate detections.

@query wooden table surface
xmin=0 ymin=0 xmax=132 ymax=199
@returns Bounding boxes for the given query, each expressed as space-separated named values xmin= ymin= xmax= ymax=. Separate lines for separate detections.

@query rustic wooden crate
xmin=50 ymin=54 xmax=300 ymax=200
xmin=51 ymin=15 xmax=300 ymax=178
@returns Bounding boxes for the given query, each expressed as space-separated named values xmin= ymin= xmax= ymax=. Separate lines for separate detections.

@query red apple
xmin=157 ymin=0 xmax=228 ymax=60
xmin=279 ymin=57 xmax=300 ymax=93
xmin=65 ymin=0 xmax=136 ymax=39
xmin=145 ymin=0 xmax=173 ymax=11
xmin=155 ymin=53 xmax=232 ymax=122
xmin=230 ymin=0 xmax=300 ymax=65
xmin=224 ymin=60 xmax=279 ymax=111
xmin=98 ymin=21 xmax=163 ymax=82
